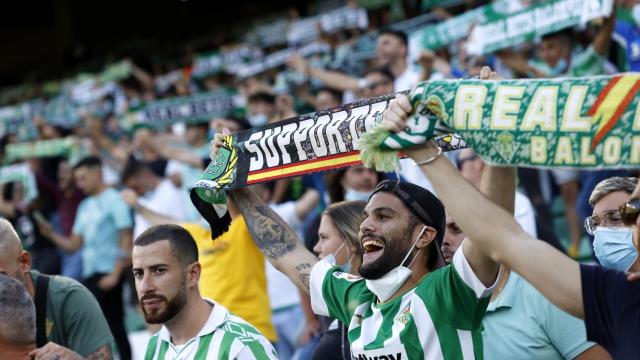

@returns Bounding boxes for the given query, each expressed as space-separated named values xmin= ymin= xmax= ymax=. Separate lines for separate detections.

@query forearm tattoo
xmin=87 ymin=345 xmax=113 ymax=360
xmin=230 ymin=190 xmax=298 ymax=260
xmin=295 ymin=262 xmax=312 ymax=289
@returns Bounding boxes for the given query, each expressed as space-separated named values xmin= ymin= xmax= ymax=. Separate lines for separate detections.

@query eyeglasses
xmin=372 ymin=180 xmax=434 ymax=226
xmin=620 ymin=198 xmax=640 ymax=227
xmin=584 ymin=210 xmax=625 ymax=235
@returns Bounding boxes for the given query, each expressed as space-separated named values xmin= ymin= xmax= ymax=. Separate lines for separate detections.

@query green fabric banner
xmin=419 ymin=0 xmax=612 ymax=52
xmin=467 ymin=0 xmax=613 ymax=56
xmin=0 ymin=103 xmax=39 ymax=141
xmin=120 ymin=90 xmax=236 ymax=129
xmin=419 ymin=4 xmax=497 ymax=50
xmin=4 ymin=137 xmax=79 ymax=164
xmin=192 ymin=47 xmax=261 ymax=79
xmin=0 ymin=163 xmax=38 ymax=203
xmin=363 ymin=74 xmax=640 ymax=170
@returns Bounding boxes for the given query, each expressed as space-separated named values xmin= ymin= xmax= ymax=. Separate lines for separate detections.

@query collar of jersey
xmin=158 ymin=298 xmax=228 ymax=343
xmin=486 ymin=273 xmax=519 ymax=312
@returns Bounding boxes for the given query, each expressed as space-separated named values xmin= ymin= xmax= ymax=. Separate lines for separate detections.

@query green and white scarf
xmin=4 ymin=137 xmax=82 ymax=164
xmin=120 ymin=90 xmax=236 ymax=129
xmin=361 ymin=74 xmax=640 ymax=171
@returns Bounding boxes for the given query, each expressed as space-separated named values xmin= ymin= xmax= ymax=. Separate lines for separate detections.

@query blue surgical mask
xmin=324 ymin=242 xmax=353 ymax=273
xmin=548 ymin=58 xmax=568 ymax=77
xmin=344 ymin=186 xmax=373 ymax=202
xmin=248 ymin=113 xmax=268 ymax=127
xmin=593 ymin=227 xmax=638 ymax=272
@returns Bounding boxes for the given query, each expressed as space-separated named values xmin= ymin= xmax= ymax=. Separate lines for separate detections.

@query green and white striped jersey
xmin=310 ymin=246 xmax=496 ymax=360
xmin=144 ymin=300 xmax=277 ymax=360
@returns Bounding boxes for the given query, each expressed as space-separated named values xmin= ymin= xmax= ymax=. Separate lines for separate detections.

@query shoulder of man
xmin=218 ymin=315 xmax=277 ymax=359
xmin=37 ymin=272 xmax=113 ymax=356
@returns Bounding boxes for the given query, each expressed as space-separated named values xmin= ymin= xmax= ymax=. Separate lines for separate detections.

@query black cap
xmin=369 ymin=180 xmax=446 ymax=248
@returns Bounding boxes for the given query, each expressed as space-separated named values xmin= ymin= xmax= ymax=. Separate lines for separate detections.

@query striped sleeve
xmin=310 ymin=259 xmax=366 ymax=323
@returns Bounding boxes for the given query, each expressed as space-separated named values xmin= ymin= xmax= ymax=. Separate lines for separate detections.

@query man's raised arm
xmin=228 ymin=188 xmax=318 ymax=291
xmin=380 ymin=67 xmax=584 ymax=317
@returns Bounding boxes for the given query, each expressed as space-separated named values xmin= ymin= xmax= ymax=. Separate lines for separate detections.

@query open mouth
xmin=362 ymin=238 xmax=385 ymax=253
xmin=361 ymin=236 xmax=385 ymax=263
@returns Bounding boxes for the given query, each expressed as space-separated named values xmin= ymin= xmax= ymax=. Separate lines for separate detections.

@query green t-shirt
xmin=30 ymin=270 xmax=113 ymax=357
xmin=310 ymin=247 xmax=495 ymax=360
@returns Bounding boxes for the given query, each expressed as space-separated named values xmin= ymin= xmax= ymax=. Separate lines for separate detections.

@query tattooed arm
xmin=229 ymin=188 xmax=318 ymax=291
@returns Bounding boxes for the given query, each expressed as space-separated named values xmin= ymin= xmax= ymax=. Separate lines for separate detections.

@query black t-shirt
xmin=312 ymin=319 xmax=350 ymax=360
xmin=581 ymin=264 xmax=640 ymax=358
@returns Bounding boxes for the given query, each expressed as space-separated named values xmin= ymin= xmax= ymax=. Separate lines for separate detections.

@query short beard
xmin=140 ymin=278 xmax=188 ymax=324
xmin=358 ymin=226 xmax=416 ymax=280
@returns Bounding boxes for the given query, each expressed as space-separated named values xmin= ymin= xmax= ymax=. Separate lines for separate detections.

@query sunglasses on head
xmin=373 ymin=180 xmax=435 ymax=227
xmin=620 ymin=198 xmax=640 ymax=227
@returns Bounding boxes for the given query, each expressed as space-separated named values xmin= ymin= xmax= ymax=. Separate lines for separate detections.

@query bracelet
xmin=413 ymin=146 xmax=443 ymax=166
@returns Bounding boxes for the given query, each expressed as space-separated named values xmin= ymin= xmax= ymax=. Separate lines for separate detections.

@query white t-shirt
xmin=515 ymin=191 xmax=537 ymax=238
xmin=394 ymin=65 xmax=420 ymax=92
xmin=134 ymin=179 xmax=188 ymax=238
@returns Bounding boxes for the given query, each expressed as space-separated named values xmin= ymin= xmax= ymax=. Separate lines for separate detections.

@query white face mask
xmin=344 ymin=186 xmax=373 ymax=202
xmin=365 ymin=226 xmax=427 ymax=303
xmin=324 ymin=242 xmax=354 ymax=273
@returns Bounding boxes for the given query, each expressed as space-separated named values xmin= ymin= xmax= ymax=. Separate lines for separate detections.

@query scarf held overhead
xmin=193 ymin=73 xmax=640 ymax=198
xmin=190 ymin=73 xmax=640 ymax=238
xmin=362 ymin=73 xmax=640 ymax=171
xmin=190 ymin=92 xmax=464 ymax=239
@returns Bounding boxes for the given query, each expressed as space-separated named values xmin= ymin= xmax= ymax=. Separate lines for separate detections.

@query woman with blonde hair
xmin=309 ymin=200 xmax=366 ymax=360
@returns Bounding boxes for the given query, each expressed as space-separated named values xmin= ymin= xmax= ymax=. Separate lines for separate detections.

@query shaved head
xmin=0 ymin=218 xmax=30 ymax=287
xmin=0 ymin=273 xmax=35 ymax=345
xmin=0 ymin=218 xmax=22 ymax=256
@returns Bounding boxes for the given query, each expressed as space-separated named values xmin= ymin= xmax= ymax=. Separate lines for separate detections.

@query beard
xmin=140 ymin=279 xmax=188 ymax=324
xmin=358 ymin=226 xmax=415 ymax=280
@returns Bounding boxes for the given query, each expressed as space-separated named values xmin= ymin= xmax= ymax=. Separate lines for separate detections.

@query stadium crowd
xmin=0 ymin=0 xmax=639 ymax=359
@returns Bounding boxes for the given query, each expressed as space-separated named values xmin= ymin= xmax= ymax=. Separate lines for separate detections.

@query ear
xmin=415 ymin=226 xmax=437 ymax=249
xmin=187 ymin=262 xmax=201 ymax=287
xmin=18 ymin=250 xmax=31 ymax=273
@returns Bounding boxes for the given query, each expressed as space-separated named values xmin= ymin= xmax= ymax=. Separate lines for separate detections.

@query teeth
xmin=363 ymin=239 xmax=384 ymax=248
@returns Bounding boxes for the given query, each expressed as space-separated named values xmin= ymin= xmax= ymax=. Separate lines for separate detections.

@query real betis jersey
xmin=144 ymin=300 xmax=277 ymax=360
xmin=310 ymin=246 xmax=496 ymax=360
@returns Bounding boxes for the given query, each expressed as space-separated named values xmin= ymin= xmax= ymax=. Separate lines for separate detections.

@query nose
xmin=442 ymin=232 xmax=452 ymax=246
xmin=359 ymin=216 xmax=375 ymax=235
xmin=137 ymin=273 xmax=155 ymax=295
xmin=313 ymin=241 xmax=322 ymax=257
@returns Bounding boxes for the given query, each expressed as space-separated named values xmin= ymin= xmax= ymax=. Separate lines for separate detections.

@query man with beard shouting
xmin=210 ymin=69 xmax=502 ymax=360
xmin=132 ymin=224 xmax=277 ymax=360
